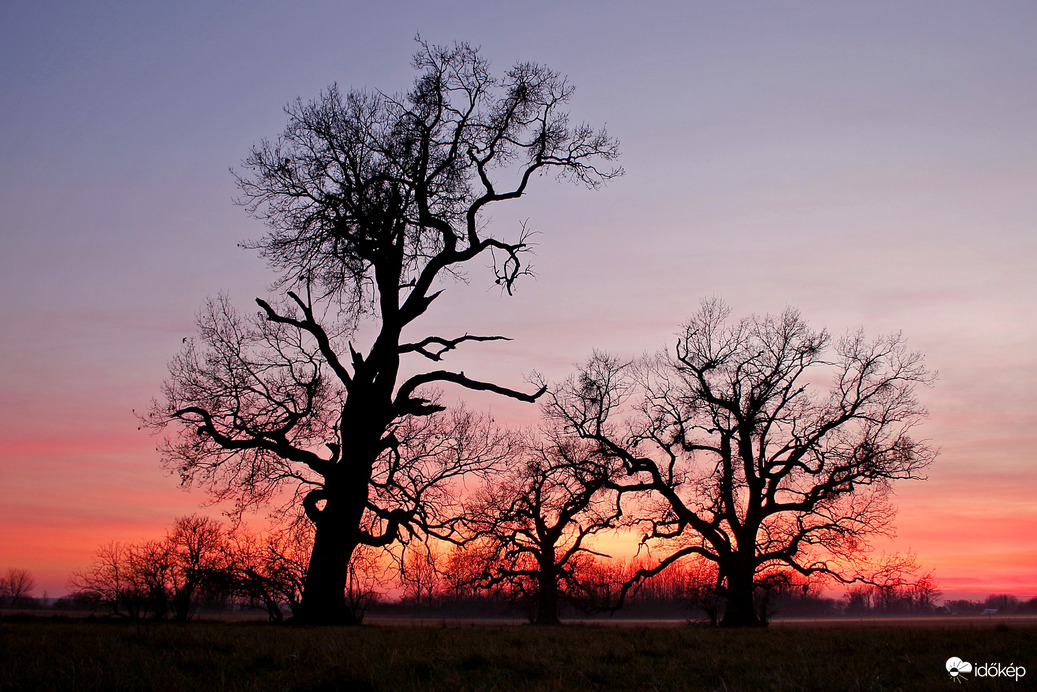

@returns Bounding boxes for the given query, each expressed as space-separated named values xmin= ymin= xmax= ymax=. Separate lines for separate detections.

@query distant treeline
xmin=3 ymin=515 xmax=1035 ymax=622
xmin=7 ymin=586 xmax=1037 ymax=623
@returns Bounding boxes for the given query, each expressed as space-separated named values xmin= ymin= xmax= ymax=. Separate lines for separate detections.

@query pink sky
xmin=1 ymin=2 xmax=1034 ymax=601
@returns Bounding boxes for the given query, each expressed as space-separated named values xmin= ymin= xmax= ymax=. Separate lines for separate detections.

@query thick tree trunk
xmin=720 ymin=568 xmax=763 ymax=627
xmin=299 ymin=492 xmax=364 ymax=625
xmin=171 ymin=585 xmax=195 ymax=623
xmin=533 ymin=575 xmax=561 ymax=625
xmin=298 ymin=410 xmax=380 ymax=625
xmin=532 ymin=552 xmax=561 ymax=626
xmin=300 ymin=524 xmax=358 ymax=624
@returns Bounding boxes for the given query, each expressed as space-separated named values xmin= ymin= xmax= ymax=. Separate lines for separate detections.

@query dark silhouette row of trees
xmin=15 ymin=537 xmax=1037 ymax=622
xmin=141 ymin=38 xmax=936 ymax=627
xmin=65 ymin=515 xmax=393 ymax=623
xmin=69 ymin=516 xmax=236 ymax=621
xmin=55 ymin=514 xmax=927 ymax=624
xmin=398 ymin=553 xmax=949 ymax=624
xmin=945 ymin=594 xmax=1037 ymax=616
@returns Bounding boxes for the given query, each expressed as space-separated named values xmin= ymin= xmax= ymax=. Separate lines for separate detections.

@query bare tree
xmin=864 ymin=553 xmax=940 ymax=614
xmin=165 ymin=515 xmax=230 ymax=622
xmin=461 ymin=434 xmax=620 ymax=625
xmin=399 ymin=541 xmax=445 ymax=608
xmin=442 ymin=543 xmax=496 ymax=601
xmin=344 ymin=544 xmax=390 ymax=623
xmin=124 ymin=539 xmax=175 ymax=620
xmin=0 ymin=568 xmax=38 ymax=607
xmin=908 ymin=572 xmax=942 ymax=612
xmin=550 ymin=299 xmax=936 ymax=626
xmin=144 ymin=39 xmax=620 ymax=623
xmin=69 ymin=542 xmax=135 ymax=617
xmin=841 ymin=566 xmax=940 ymax=615
xmin=225 ymin=528 xmax=289 ymax=621
xmin=70 ymin=540 xmax=172 ymax=620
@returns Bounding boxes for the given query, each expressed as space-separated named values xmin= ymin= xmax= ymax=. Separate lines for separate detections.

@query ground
xmin=0 ymin=617 xmax=1032 ymax=691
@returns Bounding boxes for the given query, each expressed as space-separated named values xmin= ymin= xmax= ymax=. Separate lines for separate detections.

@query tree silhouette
xmin=399 ymin=541 xmax=445 ymax=608
xmin=461 ymin=433 xmax=620 ymax=625
xmin=550 ymin=299 xmax=936 ymax=626
xmin=146 ymin=38 xmax=620 ymax=624
xmin=0 ymin=568 xmax=37 ymax=607
xmin=69 ymin=542 xmax=134 ymax=617
xmin=165 ymin=515 xmax=230 ymax=622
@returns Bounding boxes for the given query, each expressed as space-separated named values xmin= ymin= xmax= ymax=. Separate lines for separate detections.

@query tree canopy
xmin=549 ymin=299 xmax=936 ymax=626
xmin=146 ymin=38 xmax=620 ymax=624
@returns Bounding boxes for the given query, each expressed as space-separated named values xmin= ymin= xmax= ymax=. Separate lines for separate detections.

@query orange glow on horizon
xmin=3 ymin=432 xmax=1034 ymax=602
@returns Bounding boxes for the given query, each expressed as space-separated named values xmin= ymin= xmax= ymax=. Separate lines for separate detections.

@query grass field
xmin=1 ymin=618 xmax=1032 ymax=691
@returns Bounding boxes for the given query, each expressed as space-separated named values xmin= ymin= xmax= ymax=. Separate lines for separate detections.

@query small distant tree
xmin=766 ymin=574 xmax=835 ymax=619
xmin=345 ymin=544 xmax=389 ymax=623
xmin=69 ymin=543 xmax=134 ymax=617
xmin=751 ymin=570 xmax=815 ymax=624
xmin=442 ymin=544 xmax=491 ymax=600
xmin=842 ymin=585 xmax=874 ymax=615
xmin=225 ymin=528 xmax=287 ymax=621
xmin=145 ymin=37 xmax=620 ymax=625
xmin=256 ymin=521 xmax=311 ymax=618
xmin=680 ymin=558 xmax=723 ymax=625
xmin=165 ymin=515 xmax=230 ymax=621
xmin=907 ymin=573 xmax=941 ymax=612
xmin=0 ymin=568 xmax=38 ymax=607
xmin=841 ymin=563 xmax=939 ymax=615
xmin=125 ymin=539 xmax=175 ymax=619
xmin=622 ymin=556 xmax=722 ymax=623
xmin=866 ymin=553 xmax=937 ymax=614
xmin=551 ymin=300 xmax=937 ymax=626
xmin=461 ymin=434 xmax=620 ymax=625
xmin=399 ymin=542 xmax=444 ymax=607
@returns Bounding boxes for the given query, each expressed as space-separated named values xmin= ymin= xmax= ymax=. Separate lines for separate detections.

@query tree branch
xmin=399 ymin=334 xmax=510 ymax=361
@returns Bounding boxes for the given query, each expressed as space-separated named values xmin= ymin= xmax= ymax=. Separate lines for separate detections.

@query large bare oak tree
xmin=550 ymin=300 xmax=936 ymax=626
xmin=146 ymin=39 xmax=620 ymax=624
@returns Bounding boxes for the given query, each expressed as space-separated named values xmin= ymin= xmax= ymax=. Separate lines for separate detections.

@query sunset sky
xmin=1 ymin=1 xmax=1034 ymax=601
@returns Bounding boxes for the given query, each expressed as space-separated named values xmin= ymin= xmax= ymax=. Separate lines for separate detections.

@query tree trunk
xmin=533 ymin=581 xmax=561 ymax=626
xmin=299 ymin=504 xmax=361 ymax=625
xmin=720 ymin=568 xmax=762 ymax=627
xmin=532 ymin=555 xmax=561 ymax=626
xmin=171 ymin=585 xmax=194 ymax=623
xmin=298 ymin=424 xmax=376 ymax=625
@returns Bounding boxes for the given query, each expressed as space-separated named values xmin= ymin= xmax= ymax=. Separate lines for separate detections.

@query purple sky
xmin=1 ymin=1 xmax=1035 ymax=599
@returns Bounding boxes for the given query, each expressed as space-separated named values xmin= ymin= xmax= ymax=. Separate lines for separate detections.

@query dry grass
xmin=0 ymin=618 xmax=1032 ymax=691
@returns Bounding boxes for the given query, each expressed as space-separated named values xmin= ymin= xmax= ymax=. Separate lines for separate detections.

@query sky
xmin=1 ymin=1 xmax=1035 ymax=601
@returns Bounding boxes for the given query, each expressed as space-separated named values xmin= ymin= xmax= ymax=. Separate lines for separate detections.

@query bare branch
xmin=399 ymin=333 xmax=510 ymax=361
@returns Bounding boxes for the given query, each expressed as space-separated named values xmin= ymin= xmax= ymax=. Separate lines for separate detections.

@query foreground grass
xmin=1 ymin=619 xmax=1032 ymax=691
